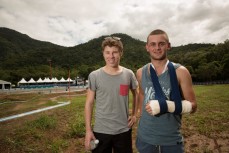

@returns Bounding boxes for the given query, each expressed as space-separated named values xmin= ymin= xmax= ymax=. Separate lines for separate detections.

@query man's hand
xmin=128 ymin=116 xmax=136 ymax=127
xmin=85 ymin=130 xmax=96 ymax=151
xmin=145 ymin=100 xmax=160 ymax=115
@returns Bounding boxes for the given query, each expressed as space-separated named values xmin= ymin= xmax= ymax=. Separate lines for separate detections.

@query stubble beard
xmin=151 ymin=52 xmax=167 ymax=61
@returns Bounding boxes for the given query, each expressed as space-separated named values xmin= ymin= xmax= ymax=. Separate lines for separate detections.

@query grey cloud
xmin=0 ymin=0 xmax=228 ymax=46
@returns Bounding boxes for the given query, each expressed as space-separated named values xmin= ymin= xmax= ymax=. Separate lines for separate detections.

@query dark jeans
xmin=92 ymin=129 xmax=132 ymax=153
xmin=136 ymin=137 xmax=184 ymax=153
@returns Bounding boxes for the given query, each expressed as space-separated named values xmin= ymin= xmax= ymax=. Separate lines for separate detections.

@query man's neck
xmin=151 ymin=59 xmax=169 ymax=75
xmin=103 ymin=65 xmax=122 ymax=75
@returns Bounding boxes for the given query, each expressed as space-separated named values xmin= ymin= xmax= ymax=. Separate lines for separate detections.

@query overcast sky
xmin=0 ymin=0 xmax=229 ymax=47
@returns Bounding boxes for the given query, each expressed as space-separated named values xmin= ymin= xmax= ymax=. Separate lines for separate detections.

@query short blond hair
xmin=147 ymin=29 xmax=169 ymax=43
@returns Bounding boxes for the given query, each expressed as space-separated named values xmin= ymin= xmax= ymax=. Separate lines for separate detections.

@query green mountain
xmin=0 ymin=27 xmax=228 ymax=85
xmin=0 ymin=27 xmax=148 ymax=85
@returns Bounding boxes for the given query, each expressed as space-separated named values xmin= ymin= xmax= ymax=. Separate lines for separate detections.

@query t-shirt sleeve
xmin=88 ymin=72 xmax=96 ymax=91
xmin=130 ymin=70 xmax=138 ymax=89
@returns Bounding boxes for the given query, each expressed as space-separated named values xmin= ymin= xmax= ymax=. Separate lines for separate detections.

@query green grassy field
xmin=0 ymin=84 xmax=228 ymax=153
xmin=182 ymin=85 xmax=229 ymax=153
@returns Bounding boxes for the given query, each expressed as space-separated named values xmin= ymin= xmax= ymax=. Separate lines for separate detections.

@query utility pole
xmin=68 ymin=69 xmax=71 ymax=100
xmin=48 ymin=59 xmax=52 ymax=79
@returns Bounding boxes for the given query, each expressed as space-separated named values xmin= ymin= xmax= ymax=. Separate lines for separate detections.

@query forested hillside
xmin=0 ymin=27 xmax=228 ymax=85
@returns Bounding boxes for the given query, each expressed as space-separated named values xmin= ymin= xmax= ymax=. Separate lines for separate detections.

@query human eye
xmin=104 ymin=50 xmax=110 ymax=55
xmin=113 ymin=50 xmax=120 ymax=55
xmin=159 ymin=42 xmax=166 ymax=47
xmin=150 ymin=43 xmax=156 ymax=48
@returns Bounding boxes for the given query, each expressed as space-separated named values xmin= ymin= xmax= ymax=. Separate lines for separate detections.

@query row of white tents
xmin=18 ymin=77 xmax=74 ymax=86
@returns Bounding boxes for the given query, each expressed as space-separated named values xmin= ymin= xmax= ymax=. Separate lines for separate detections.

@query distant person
xmin=84 ymin=36 xmax=138 ymax=153
xmin=136 ymin=29 xmax=197 ymax=153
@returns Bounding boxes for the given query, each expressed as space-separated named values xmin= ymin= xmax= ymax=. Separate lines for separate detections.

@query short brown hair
xmin=147 ymin=29 xmax=169 ymax=43
xmin=102 ymin=37 xmax=123 ymax=55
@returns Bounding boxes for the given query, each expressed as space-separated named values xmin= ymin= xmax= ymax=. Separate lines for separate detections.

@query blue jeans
xmin=136 ymin=137 xmax=184 ymax=153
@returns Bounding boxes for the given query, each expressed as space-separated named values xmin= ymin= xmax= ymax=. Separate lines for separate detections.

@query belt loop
xmin=177 ymin=141 xmax=183 ymax=144
xmin=159 ymin=145 xmax=161 ymax=153
xmin=155 ymin=145 xmax=161 ymax=153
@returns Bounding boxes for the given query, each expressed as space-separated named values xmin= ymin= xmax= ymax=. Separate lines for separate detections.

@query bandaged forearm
xmin=167 ymin=100 xmax=192 ymax=114
xmin=149 ymin=100 xmax=161 ymax=115
xmin=148 ymin=100 xmax=192 ymax=115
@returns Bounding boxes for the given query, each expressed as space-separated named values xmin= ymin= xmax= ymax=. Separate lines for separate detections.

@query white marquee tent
xmin=0 ymin=80 xmax=11 ymax=90
xmin=27 ymin=78 xmax=36 ymax=84
xmin=36 ymin=78 xmax=44 ymax=83
xmin=18 ymin=77 xmax=74 ymax=88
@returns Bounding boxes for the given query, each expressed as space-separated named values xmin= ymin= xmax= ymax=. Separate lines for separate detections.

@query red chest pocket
xmin=120 ymin=84 xmax=129 ymax=96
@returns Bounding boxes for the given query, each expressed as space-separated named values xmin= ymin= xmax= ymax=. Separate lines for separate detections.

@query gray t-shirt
xmin=88 ymin=67 xmax=138 ymax=134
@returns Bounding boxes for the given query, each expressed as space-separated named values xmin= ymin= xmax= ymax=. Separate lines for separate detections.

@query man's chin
xmin=108 ymin=64 xmax=119 ymax=67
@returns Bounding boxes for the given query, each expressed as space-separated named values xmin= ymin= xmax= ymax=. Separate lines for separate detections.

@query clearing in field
xmin=0 ymin=85 xmax=228 ymax=153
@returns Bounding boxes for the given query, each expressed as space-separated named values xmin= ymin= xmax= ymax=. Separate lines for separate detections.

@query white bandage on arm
xmin=167 ymin=100 xmax=192 ymax=114
xmin=149 ymin=100 xmax=160 ymax=115
xmin=167 ymin=100 xmax=175 ymax=112
xmin=149 ymin=100 xmax=192 ymax=115
xmin=181 ymin=100 xmax=192 ymax=114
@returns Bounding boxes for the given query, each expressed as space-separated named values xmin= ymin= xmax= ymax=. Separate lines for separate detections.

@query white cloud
xmin=0 ymin=0 xmax=228 ymax=47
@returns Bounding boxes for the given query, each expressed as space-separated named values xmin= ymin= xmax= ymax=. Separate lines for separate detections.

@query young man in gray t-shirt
xmin=84 ymin=36 xmax=138 ymax=153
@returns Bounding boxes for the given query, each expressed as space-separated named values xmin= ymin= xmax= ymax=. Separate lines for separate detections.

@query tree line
xmin=0 ymin=27 xmax=228 ymax=86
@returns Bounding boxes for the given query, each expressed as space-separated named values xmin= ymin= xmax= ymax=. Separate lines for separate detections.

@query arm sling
xmin=149 ymin=62 xmax=182 ymax=115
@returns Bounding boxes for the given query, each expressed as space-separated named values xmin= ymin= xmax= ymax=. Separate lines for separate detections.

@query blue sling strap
xmin=167 ymin=62 xmax=182 ymax=115
xmin=149 ymin=62 xmax=182 ymax=115
xmin=150 ymin=65 xmax=168 ymax=114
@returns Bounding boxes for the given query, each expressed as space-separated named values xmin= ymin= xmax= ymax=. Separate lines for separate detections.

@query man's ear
xmin=146 ymin=44 xmax=149 ymax=53
xmin=167 ymin=42 xmax=171 ymax=51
